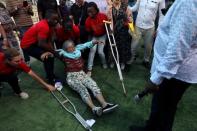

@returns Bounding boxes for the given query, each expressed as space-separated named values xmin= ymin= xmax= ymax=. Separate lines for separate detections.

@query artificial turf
xmin=0 ymin=58 xmax=197 ymax=131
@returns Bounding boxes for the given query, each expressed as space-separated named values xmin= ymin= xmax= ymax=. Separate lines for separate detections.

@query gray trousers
xmin=131 ymin=26 xmax=155 ymax=62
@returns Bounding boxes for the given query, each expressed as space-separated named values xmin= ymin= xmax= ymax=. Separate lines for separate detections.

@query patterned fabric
xmin=150 ymin=0 xmax=197 ymax=85
xmin=66 ymin=71 xmax=101 ymax=103
xmin=63 ymin=57 xmax=84 ymax=72
xmin=0 ymin=8 xmax=19 ymax=51
xmin=112 ymin=3 xmax=131 ymax=63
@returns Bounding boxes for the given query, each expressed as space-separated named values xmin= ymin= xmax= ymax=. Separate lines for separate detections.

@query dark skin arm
xmin=38 ymin=38 xmax=54 ymax=53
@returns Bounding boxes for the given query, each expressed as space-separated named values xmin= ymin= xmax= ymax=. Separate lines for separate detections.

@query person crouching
xmin=0 ymin=48 xmax=55 ymax=99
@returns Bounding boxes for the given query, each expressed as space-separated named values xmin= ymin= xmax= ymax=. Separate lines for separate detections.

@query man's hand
xmin=40 ymin=52 xmax=54 ymax=61
xmin=92 ymin=40 xmax=104 ymax=45
xmin=45 ymin=84 xmax=56 ymax=91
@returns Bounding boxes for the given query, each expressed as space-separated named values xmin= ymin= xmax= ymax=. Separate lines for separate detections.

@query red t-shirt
xmin=56 ymin=25 xmax=80 ymax=42
xmin=21 ymin=20 xmax=52 ymax=49
xmin=0 ymin=53 xmax=31 ymax=75
xmin=85 ymin=13 xmax=107 ymax=37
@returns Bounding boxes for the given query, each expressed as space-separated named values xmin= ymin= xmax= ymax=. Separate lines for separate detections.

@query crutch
xmin=103 ymin=20 xmax=127 ymax=96
xmin=51 ymin=85 xmax=93 ymax=131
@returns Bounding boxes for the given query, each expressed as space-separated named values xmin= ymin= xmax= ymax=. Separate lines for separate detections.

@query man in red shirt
xmin=21 ymin=10 xmax=59 ymax=85
xmin=55 ymin=18 xmax=80 ymax=48
xmin=85 ymin=2 xmax=108 ymax=76
xmin=0 ymin=48 xmax=55 ymax=99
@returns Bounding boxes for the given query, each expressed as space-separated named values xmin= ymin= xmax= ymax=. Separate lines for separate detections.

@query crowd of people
xmin=0 ymin=0 xmax=197 ymax=131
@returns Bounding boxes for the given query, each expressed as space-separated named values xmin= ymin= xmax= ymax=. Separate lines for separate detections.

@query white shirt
xmin=129 ymin=0 xmax=165 ymax=29
xmin=86 ymin=0 xmax=108 ymax=14
xmin=150 ymin=0 xmax=197 ymax=85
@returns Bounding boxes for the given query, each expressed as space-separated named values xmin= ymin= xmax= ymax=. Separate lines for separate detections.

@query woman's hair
xmin=0 ymin=2 xmax=6 ymax=9
xmin=63 ymin=40 xmax=75 ymax=49
xmin=87 ymin=2 xmax=99 ymax=13
xmin=4 ymin=48 xmax=20 ymax=60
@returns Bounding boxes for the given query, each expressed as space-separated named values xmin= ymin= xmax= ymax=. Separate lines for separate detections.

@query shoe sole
xmin=103 ymin=104 xmax=118 ymax=113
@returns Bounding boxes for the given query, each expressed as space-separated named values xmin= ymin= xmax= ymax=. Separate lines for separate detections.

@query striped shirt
xmin=6 ymin=0 xmax=33 ymax=27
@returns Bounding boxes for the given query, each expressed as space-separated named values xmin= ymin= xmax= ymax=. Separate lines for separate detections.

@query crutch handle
xmin=103 ymin=20 xmax=111 ymax=24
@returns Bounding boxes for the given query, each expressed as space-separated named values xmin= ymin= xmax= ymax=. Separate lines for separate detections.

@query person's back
xmin=21 ymin=20 xmax=50 ymax=49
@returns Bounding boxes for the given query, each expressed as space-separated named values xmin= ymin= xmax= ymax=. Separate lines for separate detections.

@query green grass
xmin=0 ymin=58 xmax=197 ymax=131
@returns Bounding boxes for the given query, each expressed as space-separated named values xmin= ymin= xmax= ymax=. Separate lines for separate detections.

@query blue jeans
xmin=18 ymin=26 xmax=32 ymax=62
xmin=87 ymin=35 xmax=107 ymax=70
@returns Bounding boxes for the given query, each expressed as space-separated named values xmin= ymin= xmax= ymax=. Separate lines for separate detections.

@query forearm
xmin=76 ymin=41 xmax=94 ymax=50
xmin=38 ymin=40 xmax=55 ymax=53
xmin=28 ymin=70 xmax=49 ymax=89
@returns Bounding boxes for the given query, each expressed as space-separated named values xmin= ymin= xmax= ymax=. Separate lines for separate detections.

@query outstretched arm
xmin=28 ymin=70 xmax=56 ymax=91
xmin=76 ymin=41 xmax=94 ymax=50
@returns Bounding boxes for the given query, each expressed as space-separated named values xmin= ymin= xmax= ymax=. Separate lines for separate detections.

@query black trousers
xmin=0 ymin=73 xmax=21 ymax=94
xmin=23 ymin=44 xmax=55 ymax=82
xmin=146 ymin=78 xmax=190 ymax=131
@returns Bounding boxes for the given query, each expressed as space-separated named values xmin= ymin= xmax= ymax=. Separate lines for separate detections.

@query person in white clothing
xmin=128 ymin=0 xmax=165 ymax=69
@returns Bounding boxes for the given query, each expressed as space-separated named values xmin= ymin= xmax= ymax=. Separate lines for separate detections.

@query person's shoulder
xmin=98 ymin=13 xmax=108 ymax=19
xmin=36 ymin=20 xmax=49 ymax=29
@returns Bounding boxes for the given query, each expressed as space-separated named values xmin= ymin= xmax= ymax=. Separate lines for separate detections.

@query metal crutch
xmin=51 ymin=87 xmax=92 ymax=131
xmin=103 ymin=20 xmax=127 ymax=96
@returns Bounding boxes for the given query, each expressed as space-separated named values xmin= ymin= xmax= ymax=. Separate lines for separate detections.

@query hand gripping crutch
xmin=103 ymin=20 xmax=127 ymax=96
xmin=51 ymin=85 xmax=92 ymax=131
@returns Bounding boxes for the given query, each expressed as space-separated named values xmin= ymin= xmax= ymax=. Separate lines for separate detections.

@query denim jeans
xmin=87 ymin=35 xmax=107 ymax=70
xmin=18 ymin=25 xmax=32 ymax=62
xmin=131 ymin=26 xmax=155 ymax=62
xmin=18 ymin=26 xmax=32 ymax=37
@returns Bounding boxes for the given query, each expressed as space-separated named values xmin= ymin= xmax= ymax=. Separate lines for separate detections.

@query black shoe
xmin=129 ymin=126 xmax=145 ymax=131
xmin=142 ymin=61 xmax=151 ymax=69
xmin=102 ymin=103 xmax=118 ymax=113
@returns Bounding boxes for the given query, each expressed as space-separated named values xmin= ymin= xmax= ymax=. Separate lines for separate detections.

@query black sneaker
xmin=102 ymin=103 xmax=118 ymax=113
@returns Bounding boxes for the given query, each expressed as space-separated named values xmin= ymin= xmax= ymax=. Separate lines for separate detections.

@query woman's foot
xmin=92 ymin=106 xmax=102 ymax=116
xmin=102 ymin=103 xmax=118 ymax=113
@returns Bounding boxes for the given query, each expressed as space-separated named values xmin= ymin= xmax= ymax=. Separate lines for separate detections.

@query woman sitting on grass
xmin=56 ymin=40 xmax=118 ymax=116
